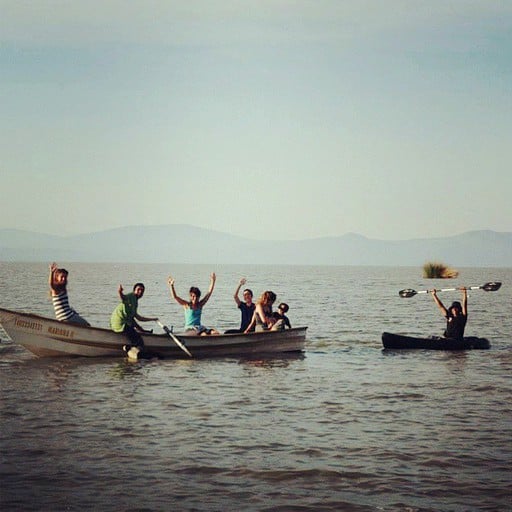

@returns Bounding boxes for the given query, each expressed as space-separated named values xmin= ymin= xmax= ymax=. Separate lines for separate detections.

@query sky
xmin=1 ymin=0 xmax=511 ymax=241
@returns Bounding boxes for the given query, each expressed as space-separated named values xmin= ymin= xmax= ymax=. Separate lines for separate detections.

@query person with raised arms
xmin=430 ymin=287 xmax=468 ymax=340
xmin=168 ymin=273 xmax=219 ymax=335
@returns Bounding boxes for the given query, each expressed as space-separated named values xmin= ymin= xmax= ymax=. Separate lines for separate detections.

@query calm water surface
xmin=1 ymin=263 xmax=511 ymax=511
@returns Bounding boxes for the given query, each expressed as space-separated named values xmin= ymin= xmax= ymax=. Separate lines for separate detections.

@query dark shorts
xmin=123 ymin=325 xmax=145 ymax=347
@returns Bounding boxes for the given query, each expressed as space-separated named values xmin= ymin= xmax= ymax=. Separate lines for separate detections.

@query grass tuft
xmin=423 ymin=262 xmax=459 ymax=279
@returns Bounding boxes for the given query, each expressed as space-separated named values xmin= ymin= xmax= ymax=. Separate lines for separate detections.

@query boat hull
xmin=0 ymin=307 xmax=307 ymax=358
xmin=382 ymin=331 xmax=490 ymax=350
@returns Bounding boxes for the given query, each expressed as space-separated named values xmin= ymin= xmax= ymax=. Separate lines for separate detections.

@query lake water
xmin=1 ymin=263 xmax=511 ymax=511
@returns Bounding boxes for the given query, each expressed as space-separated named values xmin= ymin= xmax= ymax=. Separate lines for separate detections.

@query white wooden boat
xmin=0 ymin=307 xmax=307 ymax=358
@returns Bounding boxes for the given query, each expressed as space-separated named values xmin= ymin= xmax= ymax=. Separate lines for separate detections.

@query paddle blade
xmin=399 ymin=289 xmax=417 ymax=298
xmin=481 ymin=281 xmax=501 ymax=292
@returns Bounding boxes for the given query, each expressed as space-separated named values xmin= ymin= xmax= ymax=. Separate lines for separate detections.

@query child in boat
xmin=244 ymin=291 xmax=277 ymax=333
xmin=430 ymin=288 xmax=468 ymax=340
xmin=168 ymin=273 xmax=220 ymax=335
xmin=271 ymin=303 xmax=291 ymax=331
xmin=48 ymin=262 xmax=90 ymax=326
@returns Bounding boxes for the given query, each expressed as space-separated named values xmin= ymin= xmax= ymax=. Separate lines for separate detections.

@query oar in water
xmin=399 ymin=281 xmax=501 ymax=298
xmin=157 ymin=321 xmax=192 ymax=357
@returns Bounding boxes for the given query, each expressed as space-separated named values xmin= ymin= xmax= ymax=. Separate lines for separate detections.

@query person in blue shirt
xmin=168 ymin=273 xmax=219 ymax=335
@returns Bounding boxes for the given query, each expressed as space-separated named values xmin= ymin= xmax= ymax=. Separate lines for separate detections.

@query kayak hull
xmin=382 ymin=332 xmax=490 ymax=350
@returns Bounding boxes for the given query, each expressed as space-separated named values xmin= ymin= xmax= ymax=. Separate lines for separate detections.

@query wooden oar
xmin=157 ymin=321 xmax=192 ymax=357
xmin=399 ymin=281 xmax=501 ymax=298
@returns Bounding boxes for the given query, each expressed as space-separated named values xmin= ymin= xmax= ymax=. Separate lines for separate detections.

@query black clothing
xmin=271 ymin=312 xmax=291 ymax=330
xmin=123 ymin=324 xmax=145 ymax=347
xmin=444 ymin=314 xmax=467 ymax=340
xmin=239 ymin=302 xmax=256 ymax=332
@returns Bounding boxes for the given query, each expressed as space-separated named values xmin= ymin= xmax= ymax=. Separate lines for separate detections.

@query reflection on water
xmin=109 ymin=360 xmax=149 ymax=379
xmin=238 ymin=353 xmax=306 ymax=369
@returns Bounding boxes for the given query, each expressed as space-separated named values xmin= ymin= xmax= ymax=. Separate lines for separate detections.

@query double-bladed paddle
xmin=157 ymin=321 xmax=192 ymax=357
xmin=399 ymin=281 xmax=502 ymax=298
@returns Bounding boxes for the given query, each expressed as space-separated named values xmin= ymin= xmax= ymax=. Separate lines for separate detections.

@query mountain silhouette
xmin=0 ymin=225 xmax=510 ymax=267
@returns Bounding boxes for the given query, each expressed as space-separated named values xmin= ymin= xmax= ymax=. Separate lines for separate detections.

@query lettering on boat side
xmin=47 ymin=326 xmax=75 ymax=339
xmin=15 ymin=318 xmax=43 ymax=331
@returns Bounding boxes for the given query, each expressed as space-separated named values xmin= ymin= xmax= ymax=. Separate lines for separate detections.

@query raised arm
xmin=430 ymin=289 xmax=448 ymax=318
xmin=168 ymin=276 xmax=189 ymax=306
xmin=117 ymin=284 xmax=126 ymax=302
xmin=199 ymin=272 xmax=216 ymax=307
xmin=461 ymin=287 xmax=468 ymax=316
xmin=233 ymin=277 xmax=246 ymax=306
xmin=48 ymin=262 xmax=58 ymax=291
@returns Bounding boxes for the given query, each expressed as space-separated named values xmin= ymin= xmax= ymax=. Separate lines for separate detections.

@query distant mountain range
xmin=0 ymin=226 xmax=510 ymax=267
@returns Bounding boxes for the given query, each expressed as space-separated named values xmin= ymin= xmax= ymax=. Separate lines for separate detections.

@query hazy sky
xmin=1 ymin=1 xmax=511 ymax=240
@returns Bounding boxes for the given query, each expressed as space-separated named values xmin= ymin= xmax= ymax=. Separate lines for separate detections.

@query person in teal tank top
xmin=168 ymin=273 xmax=219 ymax=335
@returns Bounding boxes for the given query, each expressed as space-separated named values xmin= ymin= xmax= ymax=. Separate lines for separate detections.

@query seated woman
xmin=168 ymin=273 xmax=220 ymax=335
xmin=244 ymin=291 xmax=277 ymax=333
xmin=48 ymin=262 xmax=90 ymax=326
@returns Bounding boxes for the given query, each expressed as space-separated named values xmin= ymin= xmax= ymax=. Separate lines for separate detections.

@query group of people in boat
xmin=49 ymin=262 xmax=470 ymax=354
xmin=49 ymin=263 xmax=292 ymax=353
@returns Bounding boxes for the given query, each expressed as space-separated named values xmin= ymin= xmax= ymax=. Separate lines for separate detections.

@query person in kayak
xmin=48 ymin=262 xmax=90 ymax=326
xmin=110 ymin=282 xmax=158 ymax=353
xmin=168 ymin=273 xmax=219 ymax=335
xmin=430 ymin=287 xmax=468 ymax=339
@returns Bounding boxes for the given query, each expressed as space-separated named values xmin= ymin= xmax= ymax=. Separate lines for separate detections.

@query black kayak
xmin=382 ymin=332 xmax=491 ymax=350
